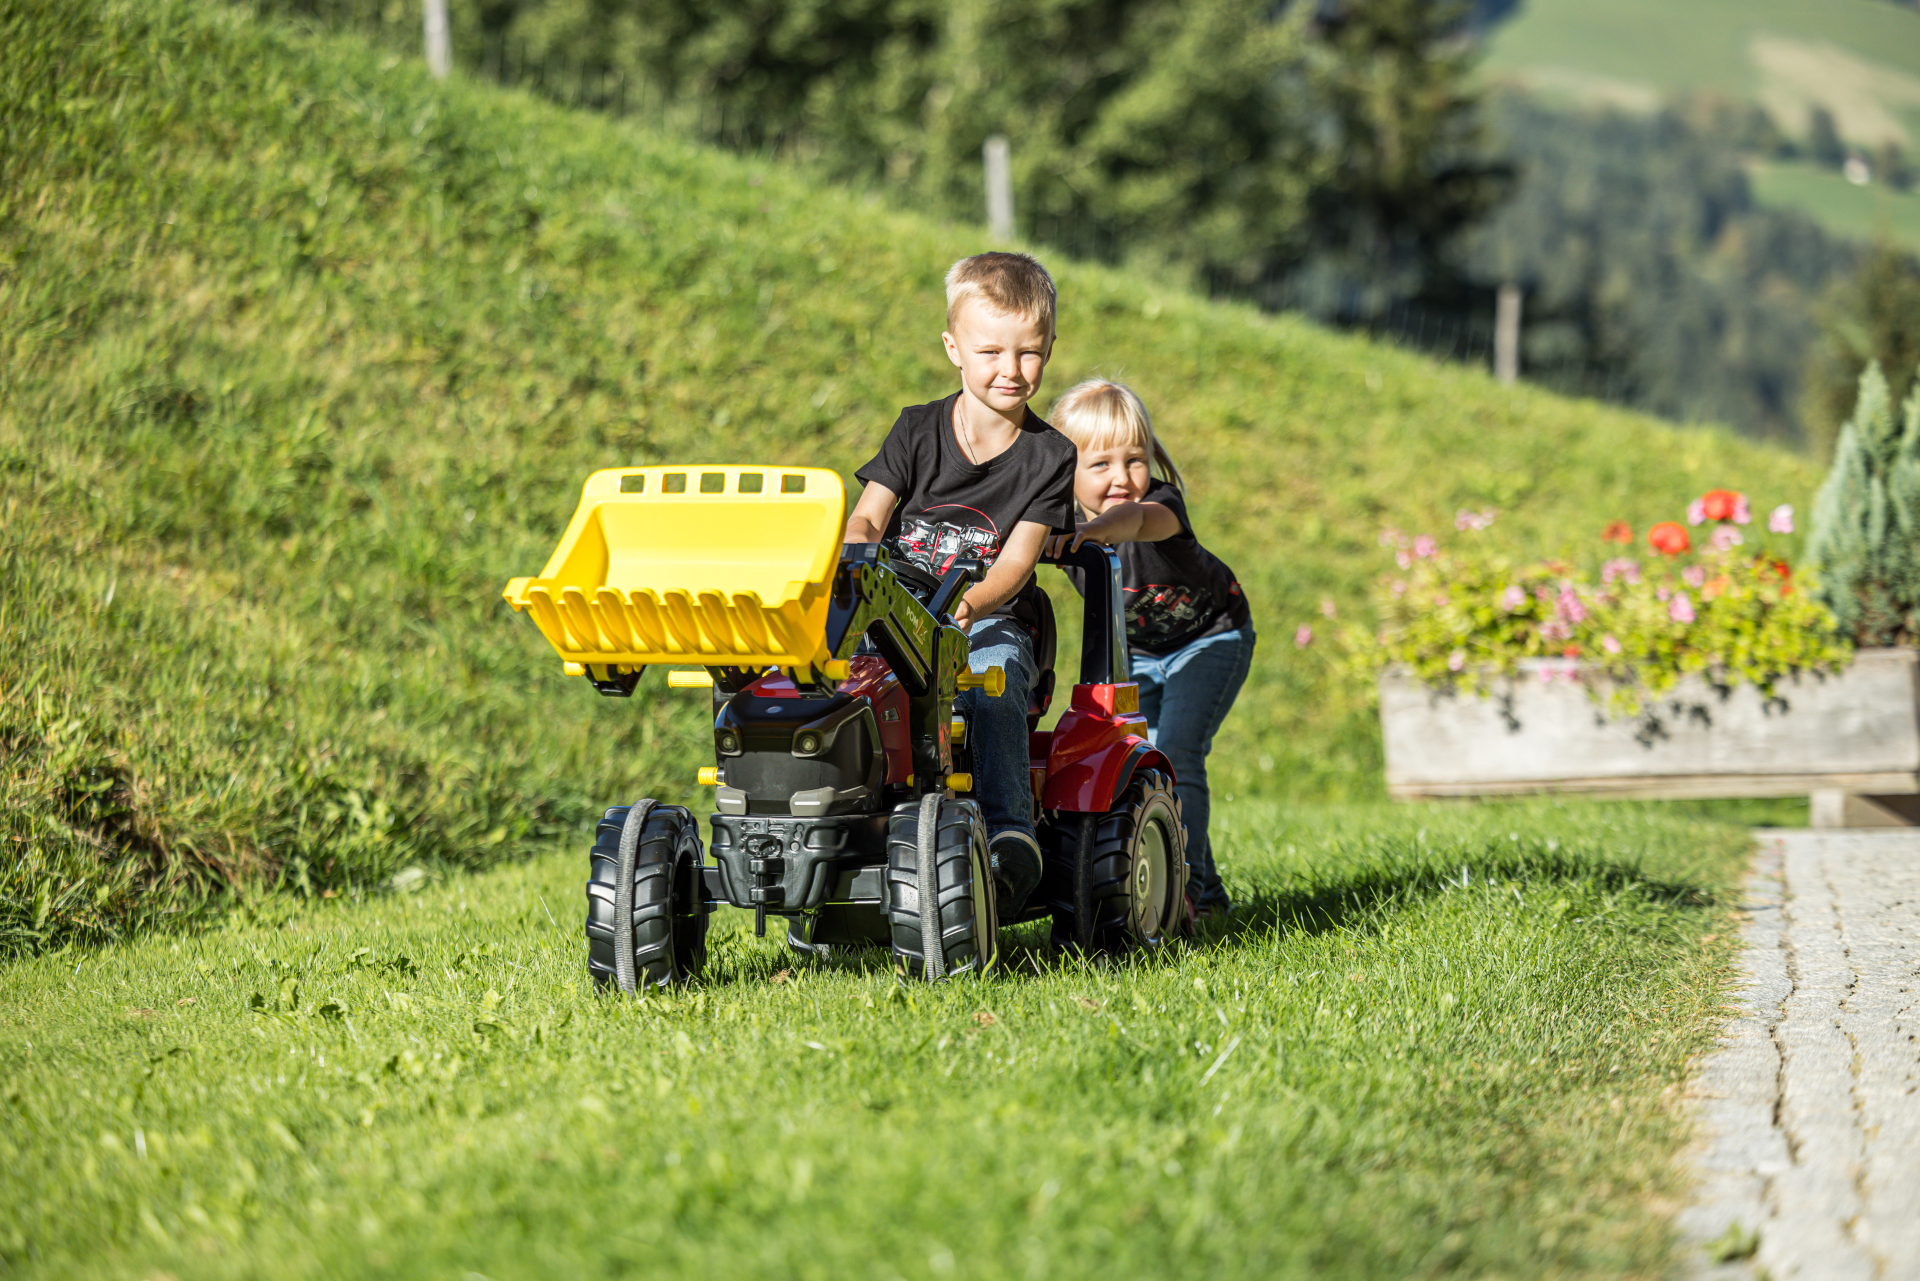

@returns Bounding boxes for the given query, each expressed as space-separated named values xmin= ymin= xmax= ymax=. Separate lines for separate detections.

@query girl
xmin=1047 ymin=379 xmax=1254 ymax=925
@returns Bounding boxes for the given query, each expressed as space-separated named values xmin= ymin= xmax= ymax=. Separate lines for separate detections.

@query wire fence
xmin=247 ymin=0 xmax=1645 ymax=411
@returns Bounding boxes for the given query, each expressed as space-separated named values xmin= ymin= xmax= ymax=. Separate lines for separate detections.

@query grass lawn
xmin=1747 ymin=159 xmax=1920 ymax=251
xmin=0 ymin=798 xmax=1752 ymax=1280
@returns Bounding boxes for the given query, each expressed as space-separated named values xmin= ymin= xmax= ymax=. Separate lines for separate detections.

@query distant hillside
xmin=0 ymin=0 xmax=1817 ymax=952
xmin=1479 ymin=0 xmax=1920 ymax=241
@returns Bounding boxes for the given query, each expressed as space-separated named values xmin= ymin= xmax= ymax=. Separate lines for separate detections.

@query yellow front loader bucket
xmin=503 ymin=465 xmax=846 ymax=677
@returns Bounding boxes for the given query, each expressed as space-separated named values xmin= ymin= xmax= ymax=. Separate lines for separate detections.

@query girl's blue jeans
xmin=1130 ymin=627 xmax=1256 ymax=910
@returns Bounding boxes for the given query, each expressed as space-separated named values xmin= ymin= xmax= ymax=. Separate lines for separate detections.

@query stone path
xmin=1679 ymin=831 xmax=1920 ymax=1280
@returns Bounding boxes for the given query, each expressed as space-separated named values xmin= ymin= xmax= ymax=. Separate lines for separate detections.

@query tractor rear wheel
xmin=1048 ymin=770 xmax=1188 ymax=954
xmin=585 ymin=803 xmax=709 ymax=990
xmin=884 ymin=794 xmax=997 ymax=981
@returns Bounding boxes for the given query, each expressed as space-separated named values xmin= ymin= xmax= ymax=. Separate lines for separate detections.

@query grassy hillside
xmin=0 ymin=0 xmax=1818 ymax=953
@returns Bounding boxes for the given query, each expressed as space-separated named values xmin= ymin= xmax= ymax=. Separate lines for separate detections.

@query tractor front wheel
xmin=884 ymin=794 xmax=997 ymax=981
xmin=585 ymin=802 xmax=709 ymax=990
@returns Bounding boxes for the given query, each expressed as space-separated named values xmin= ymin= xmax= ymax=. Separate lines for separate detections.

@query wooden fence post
xmin=1494 ymin=283 xmax=1521 ymax=386
xmin=983 ymin=135 xmax=1013 ymax=243
xmin=424 ymin=0 xmax=451 ymax=80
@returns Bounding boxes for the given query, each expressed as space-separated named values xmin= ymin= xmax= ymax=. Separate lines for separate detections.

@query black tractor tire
xmin=884 ymin=794 xmax=997 ymax=981
xmin=585 ymin=803 xmax=709 ymax=990
xmin=1047 ymin=770 xmax=1189 ymax=954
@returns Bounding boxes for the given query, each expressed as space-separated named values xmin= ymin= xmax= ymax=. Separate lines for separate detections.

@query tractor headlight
xmin=793 ymin=730 xmax=824 ymax=756
xmin=715 ymin=729 xmax=742 ymax=755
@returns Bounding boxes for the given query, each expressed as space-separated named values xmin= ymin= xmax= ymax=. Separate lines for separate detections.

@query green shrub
xmin=1807 ymin=361 xmax=1920 ymax=645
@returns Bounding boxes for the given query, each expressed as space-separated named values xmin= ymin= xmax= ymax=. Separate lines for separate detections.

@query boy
xmin=843 ymin=252 xmax=1076 ymax=919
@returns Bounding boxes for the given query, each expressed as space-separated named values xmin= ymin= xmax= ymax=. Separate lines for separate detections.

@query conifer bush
xmin=1807 ymin=362 xmax=1920 ymax=646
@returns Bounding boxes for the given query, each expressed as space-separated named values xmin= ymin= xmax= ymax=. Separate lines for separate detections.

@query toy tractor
xmin=503 ymin=465 xmax=1189 ymax=989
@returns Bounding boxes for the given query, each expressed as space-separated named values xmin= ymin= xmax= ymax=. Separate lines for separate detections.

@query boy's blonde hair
xmin=944 ymin=252 xmax=1057 ymax=335
xmin=1050 ymin=379 xmax=1186 ymax=493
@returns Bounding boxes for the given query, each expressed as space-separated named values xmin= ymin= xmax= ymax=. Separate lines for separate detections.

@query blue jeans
xmin=1131 ymin=627 xmax=1256 ymax=910
xmin=954 ymin=617 xmax=1038 ymax=843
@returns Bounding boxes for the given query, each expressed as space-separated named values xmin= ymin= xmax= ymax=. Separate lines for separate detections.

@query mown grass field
xmin=1 ymin=799 xmax=1752 ymax=1280
xmin=0 ymin=0 xmax=1818 ymax=954
xmin=1748 ymin=159 xmax=1920 ymax=250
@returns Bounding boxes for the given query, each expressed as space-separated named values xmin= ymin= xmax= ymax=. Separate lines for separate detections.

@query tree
xmin=1291 ymin=0 xmax=1510 ymax=316
xmin=1807 ymin=361 xmax=1920 ymax=646
xmin=1808 ymin=105 xmax=1846 ymax=169
xmin=1803 ymin=238 xmax=1920 ymax=457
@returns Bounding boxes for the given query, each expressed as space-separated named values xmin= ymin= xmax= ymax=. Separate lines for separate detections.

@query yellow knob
xmin=563 ymin=662 xmax=586 ymax=677
xmin=821 ymin=659 xmax=851 ymax=680
xmin=697 ymin=766 xmax=722 ymax=786
xmin=946 ymin=773 xmax=973 ymax=792
xmin=668 ymin=670 xmax=714 ymax=688
xmin=957 ymin=666 xmax=1006 ymax=698
xmin=949 ymin=718 xmax=967 ymax=745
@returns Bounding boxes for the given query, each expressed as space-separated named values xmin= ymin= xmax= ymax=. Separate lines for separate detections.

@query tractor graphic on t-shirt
xmin=1126 ymin=583 xmax=1214 ymax=648
xmin=894 ymin=509 xmax=1000 ymax=577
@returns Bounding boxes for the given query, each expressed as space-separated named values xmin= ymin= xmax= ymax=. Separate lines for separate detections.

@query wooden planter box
xmin=1379 ymin=648 xmax=1920 ymax=826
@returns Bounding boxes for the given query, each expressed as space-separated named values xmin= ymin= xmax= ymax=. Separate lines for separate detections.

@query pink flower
xmin=1540 ymin=618 xmax=1572 ymax=643
xmin=1413 ymin=535 xmax=1438 ymax=559
xmin=1769 ymin=504 xmax=1794 ymax=534
xmin=1434 ymin=593 xmax=1449 ymax=607
xmin=1320 ymin=598 xmax=1338 ymax=619
xmin=1669 ymin=592 xmax=1695 ymax=624
xmin=1378 ymin=528 xmax=1401 ymax=548
xmin=1391 ymin=580 xmax=1408 ymax=597
xmin=1500 ymin=584 xmax=1526 ymax=611
xmin=1602 ymin=634 xmax=1622 ymax=656
xmin=1448 ymin=648 xmax=1466 ymax=673
xmin=1556 ymin=587 xmax=1587 ymax=625
xmin=1294 ymin=624 xmax=1313 ymax=648
xmin=1683 ymin=565 xmax=1707 ymax=588
xmin=1732 ymin=494 xmax=1751 ymax=525
xmin=1454 ymin=508 xmax=1496 ymax=532
xmin=1709 ymin=525 xmax=1744 ymax=552
xmin=1395 ymin=549 xmax=1413 ymax=570
xmin=1601 ymin=557 xmax=1641 ymax=585
xmin=1657 ymin=586 xmax=1672 ymax=602
xmin=1686 ymin=497 xmax=1706 ymax=526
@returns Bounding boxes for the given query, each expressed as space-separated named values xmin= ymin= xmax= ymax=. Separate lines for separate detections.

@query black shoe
xmin=989 ymin=832 xmax=1043 ymax=922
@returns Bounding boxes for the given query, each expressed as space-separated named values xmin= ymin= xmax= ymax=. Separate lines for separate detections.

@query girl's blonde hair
xmin=1049 ymin=379 xmax=1186 ymax=493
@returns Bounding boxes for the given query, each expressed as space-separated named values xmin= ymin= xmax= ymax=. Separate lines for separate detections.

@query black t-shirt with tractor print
xmin=855 ymin=393 xmax=1077 ymax=627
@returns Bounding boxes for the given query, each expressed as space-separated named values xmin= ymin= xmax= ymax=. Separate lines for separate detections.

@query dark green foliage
xmin=1803 ymin=239 xmax=1920 ymax=456
xmin=1808 ymin=104 xmax=1847 ymax=170
xmin=1808 ymin=362 xmax=1920 ymax=646
xmin=1283 ymin=0 xmax=1510 ymax=314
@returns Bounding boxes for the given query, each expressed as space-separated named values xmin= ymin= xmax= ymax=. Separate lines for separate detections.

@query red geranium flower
xmin=1648 ymin=521 xmax=1690 ymax=555
xmin=1601 ymin=520 xmax=1633 ymax=544
xmin=1700 ymin=489 xmax=1742 ymax=522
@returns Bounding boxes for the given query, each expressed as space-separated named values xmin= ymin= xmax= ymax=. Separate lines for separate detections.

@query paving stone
xmin=1680 ymin=831 xmax=1920 ymax=1281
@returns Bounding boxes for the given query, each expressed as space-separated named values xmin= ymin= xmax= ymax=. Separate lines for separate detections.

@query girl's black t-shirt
xmin=854 ymin=393 xmax=1078 ymax=625
xmin=1069 ymin=479 xmax=1252 ymax=657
